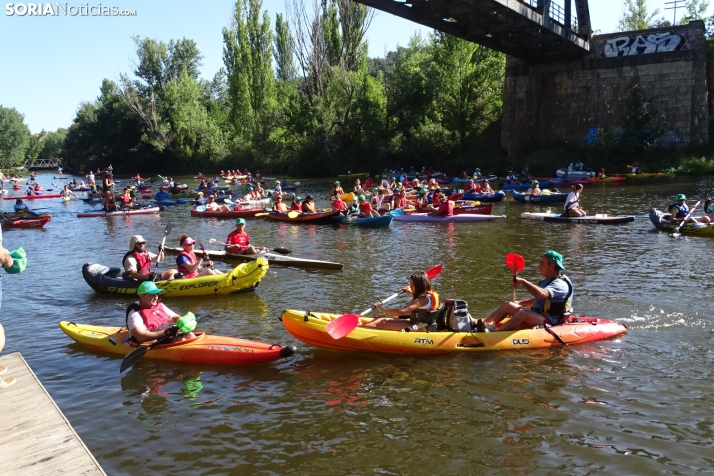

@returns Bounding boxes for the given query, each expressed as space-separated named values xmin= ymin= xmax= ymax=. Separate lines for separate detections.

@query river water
xmin=3 ymin=172 xmax=714 ymax=475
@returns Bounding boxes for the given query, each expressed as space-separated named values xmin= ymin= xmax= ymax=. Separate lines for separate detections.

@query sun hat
xmin=129 ymin=235 xmax=146 ymax=250
xmin=137 ymin=281 xmax=163 ymax=295
xmin=4 ymin=247 xmax=26 ymax=274
xmin=542 ymin=250 xmax=566 ymax=271
xmin=181 ymin=236 xmax=196 ymax=245
xmin=236 ymin=218 xmax=246 ymax=225
xmin=676 ymin=194 xmax=686 ymax=201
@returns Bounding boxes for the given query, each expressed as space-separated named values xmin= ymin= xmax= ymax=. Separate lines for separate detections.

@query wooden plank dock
xmin=0 ymin=352 xmax=105 ymax=475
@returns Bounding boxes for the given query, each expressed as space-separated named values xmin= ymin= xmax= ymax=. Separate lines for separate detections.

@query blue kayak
xmin=501 ymin=180 xmax=551 ymax=190
xmin=153 ymin=199 xmax=176 ymax=206
xmin=512 ymin=190 xmax=568 ymax=203
xmin=332 ymin=215 xmax=393 ymax=227
xmin=461 ymin=191 xmax=506 ymax=202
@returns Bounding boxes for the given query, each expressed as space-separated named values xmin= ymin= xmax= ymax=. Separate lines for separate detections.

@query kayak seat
xmin=407 ymin=304 xmax=446 ymax=332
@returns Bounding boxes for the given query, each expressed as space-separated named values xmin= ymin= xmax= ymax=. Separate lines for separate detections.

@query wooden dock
xmin=0 ymin=352 xmax=105 ymax=475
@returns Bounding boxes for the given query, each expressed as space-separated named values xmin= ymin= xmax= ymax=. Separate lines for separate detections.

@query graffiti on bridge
xmin=598 ymin=32 xmax=690 ymax=57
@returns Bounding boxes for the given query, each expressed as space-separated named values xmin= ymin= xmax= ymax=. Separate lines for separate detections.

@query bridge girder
xmin=355 ymin=0 xmax=590 ymax=61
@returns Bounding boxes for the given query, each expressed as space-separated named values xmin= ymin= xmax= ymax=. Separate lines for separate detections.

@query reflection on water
xmin=3 ymin=173 xmax=714 ymax=474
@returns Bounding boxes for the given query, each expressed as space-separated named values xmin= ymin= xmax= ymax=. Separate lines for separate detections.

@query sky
xmin=1 ymin=0 xmax=711 ymax=134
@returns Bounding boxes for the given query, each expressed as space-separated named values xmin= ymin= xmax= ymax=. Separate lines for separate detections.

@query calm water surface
xmin=3 ymin=173 xmax=714 ymax=475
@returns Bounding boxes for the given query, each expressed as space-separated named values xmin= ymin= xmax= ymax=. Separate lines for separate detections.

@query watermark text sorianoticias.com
xmin=5 ymin=3 xmax=137 ymax=16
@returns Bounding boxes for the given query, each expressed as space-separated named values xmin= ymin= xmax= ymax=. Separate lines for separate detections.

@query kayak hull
xmin=266 ymin=209 xmax=340 ymax=222
xmin=77 ymin=207 xmax=161 ymax=218
xmin=163 ymin=247 xmax=344 ymax=270
xmin=3 ymin=193 xmax=62 ymax=200
xmin=332 ymin=215 xmax=393 ymax=227
xmin=512 ymin=191 xmax=568 ymax=203
xmin=521 ymin=212 xmax=635 ymax=224
xmin=2 ymin=217 xmax=50 ymax=228
xmin=555 ymin=169 xmax=596 ymax=178
xmin=190 ymin=208 xmax=267 ymax=219
xmin=501 ymin=180 xmax=552 ymax=190
xmin=649 ymin=208 xmax=714 ymax=236
xmin=81 ymin=258 xmax=268 ymax=297
xmin=393 ymin=213 xmax=506 ymax=223
xmin=280 ymin=310 xmax=627 ymax=354
xmin=59 ymin=322 xmax=296 ymax=366
xmin=462 ymin=191 xmax=506 ymax=202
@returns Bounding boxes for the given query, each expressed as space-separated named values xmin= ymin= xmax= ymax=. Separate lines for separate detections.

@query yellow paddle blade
xmin=287 ymin=210 xmax=300 ymax=218
xmin=255 ymin=213 xmax=268 ymax=217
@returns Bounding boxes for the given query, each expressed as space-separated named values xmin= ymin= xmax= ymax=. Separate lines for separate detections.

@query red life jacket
xmin=126 ymin=302 xmax=171 ymax=332
xmin=359 ymin=202 xmax=372 ymax=214
xmin=122 ymin=250 xmax=152 ymax=275
xmin=291 ymin=202 xmax=302 ymax=211
xmin=332 ymin=200 xmax=346 ymax=211
xmin=177 ymin=251 xmax=199 ymax=278
xmin=274 ymin=202 xmax=288 ymax=212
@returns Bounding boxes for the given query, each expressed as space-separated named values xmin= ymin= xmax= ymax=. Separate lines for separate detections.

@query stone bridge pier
xmin=501 ymin=20 xmax=709 ymax=157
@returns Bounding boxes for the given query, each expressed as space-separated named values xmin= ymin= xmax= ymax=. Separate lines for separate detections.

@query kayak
xmin=2 ymin=217 xmax=50 ymax=228
xmin=521 ymin=212 xmax=635 ymax=224
xmin=591 ymin=176 xmax=626 ymax=183
xmin=393 ymin=213 xmax=506 ymax=223
xmin=163 ymin=247 xmax=344 ymax=270
xmin=3 ymin=193 xmax=62 ymax=200
xmin=649 ymin=208 xmax=714 ymax=236
xmin=616 ymin=172 xmax=675 ymax=178
xmin=555 ymin=169 xmax=596 ymax=178
xmin=266 ymin=209 xmax=340 ymax=223
xmin=77 ymin=206 xmax=161 ymax=218
xmin=462 ymin=191 xmax=506 ymax=202
xmin=405 ymin=204 xmax=494 ymax=215
xmin=81 ymin=257 xmax=268 ymax=297
xmin=512 ymin=190 xmax=568 ymax=203
xmin=332 ymin=215 xmax=393 ymax=227
xmin=279 ymin=310 xmax=628 ymax=354
xmin=337 ymin=173 xmax=370 ymax=179
xmin=501 ymin=180 xmax=552 ymax=190
xmin=0 ymin=211 xmax=51 ymax=220
xmin=153 ymin=199 xmax=176 ymax=205
xmin=190 ymin=208 xmax=267 ymax=219
xmin=340 ymin=192 xmax=355 ymax=202
xmin=59 ymin=321 xmax=296 ymax=366
xmin=551 ymin=178 xmax=595 ymax=186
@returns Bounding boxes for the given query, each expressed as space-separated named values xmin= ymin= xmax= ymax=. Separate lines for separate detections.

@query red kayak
xmin=2 ymin=217 xmax=50 ymax=228
xmin=3 ymin=193 xmax=62 ymax=200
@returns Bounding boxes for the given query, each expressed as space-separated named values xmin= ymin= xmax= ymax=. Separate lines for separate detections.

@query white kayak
xmin=392 ymin=213 xmax=506 ymax=223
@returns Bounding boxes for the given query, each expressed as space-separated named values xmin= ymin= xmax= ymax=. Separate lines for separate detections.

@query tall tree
xmin=617 ymin=0 xmax=660 ymax=31
xmin=274 ymin=13 xmax=296 ymax=82
xmin=0 ymin=106 xmax=32 ymax=168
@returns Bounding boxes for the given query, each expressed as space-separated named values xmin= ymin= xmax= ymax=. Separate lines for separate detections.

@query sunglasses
xmin=137 ymin=242 xmax=146 ymax=246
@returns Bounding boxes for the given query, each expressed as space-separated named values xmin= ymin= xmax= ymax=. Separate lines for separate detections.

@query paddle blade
xmin=426 ymin=264 xmax=443 ymax=280
xmin=389 ymin=209 xmax=404 ymax=216
xmin=326 ymin=314 xmax=361 ymax=340
xmin=506 ymin=253 xmax=525 ymax=273
xmin=120 ymin=346 xmax=149 ymax=373
xmin=287 ymin=211 xmax=300 ymax=218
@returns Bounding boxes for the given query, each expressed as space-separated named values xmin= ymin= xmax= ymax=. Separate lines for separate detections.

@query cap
xmin=542 ymin=250 xmax=566 ymax=271
xmin=419 ymin=188 xmax=427 ymax=194
xmin=129 ymin=235 xmax=146 ymax=250
xmin=334 ymin=181 xmax=340 ymax=184
xmin=236 ymin=218 xmax=246 ymax=225
xmin=181 ymin=236 xmax=196 ymax=245
xmin=532 ymin=180 xmax=539 ymax=185
xmin=197 ymin=192 xmax=204 ymax=195
xmin=475 ymin=168 xmax=480 ymax=171
xmin=295 ymin=196 xmax=302 ymax=201
xmin=358 ymin=194 xmax=366 ymax=200
xmin=305 ymin=195 xmax=313 ymax=200
xmin=137 ymin=281 xmax=163 ymax=295
xmin=676 ymin=194 xmax=686 ymax=201
xmin=352 ymin=195 xmax=358 ymax=201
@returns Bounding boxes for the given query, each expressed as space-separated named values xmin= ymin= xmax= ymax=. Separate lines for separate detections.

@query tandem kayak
xmin=521 ymin=212 xmax=635 ymax=224
xmin=332 ymin=215 xmax=393 ymax=227
xmin=81 ymin=258 xmax=268 ymax=297
xmin=512 ymin=191 xmax=568 ymax=203
xmin=163 ymin=247 xmax=344 ymax=270
xmin=59 ymin=321 xmax=296 ymax=366
xmin=77 ymin=207 xmax=161 ymax=218
xmin=462 ymin=191 xmax=506 ymax=202
xmin=392 ymin=213 xmax=506 ymax=223
xmin=279 ymin=310 xmax=627 ymax=354
xmin=266 ymin=209 xmax=340 ymax=223
xmin=649 ymin=208 xmax=714 ymax=237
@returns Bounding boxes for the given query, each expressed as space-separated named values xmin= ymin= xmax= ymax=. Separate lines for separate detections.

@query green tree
xmin=617 ymin=0 xmax=660 ymax=31
xmin=620 ymin=81 xmax=665 ymax=151
xmin=37 ymin=129 xmax=68 ymax=160
xmin=680 ymin=0 xmax=710 ymax=23
xmin=274 ymin=13 xmax=295 ymax=82
xmin=0 ymin=106 xmax=31 ymax=168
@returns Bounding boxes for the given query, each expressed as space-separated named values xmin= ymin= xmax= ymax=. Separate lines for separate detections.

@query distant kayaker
xmin=126 ymin=281 xmax=196 ymax=344
xmin=225 ymin=219 xmax=266 ymax=255
xmin=205 ymin=196 xmax=231 ymax=212
xmin=526 ymin=180 xmax=542 ymax=195
xmin=123 ymin=235 xmax=178 ymax=282
xmin=175 ymin=235 xmax=221 ymax=277
xmin=563 ymin=184 xmax=586 ymax=217
xmin=482 ymin=180 xmax=494 ymax=194
xmin=193 ymin=192 xmax=206 ymax=206
xmin=330 ymin=181 xmax=344 ymax=197
xmin=483 ymin=250 xmax=573 ymax=332
xmin=627 ymin=163 xmax=640 ymax=174
xmin=574 ymin=161 xmax=584 ymax=171
xmin=358 ymin=194 xmax=378 ymax=217
xmin=57 ymin=166 xmax=63 ymax=177
xmin=668 ymin=194 xmax=700 ymax=224
xmin=273 ymin=194 xmax=289 ymax=212
xmin=363 ymin=271 xmax=440 ymax=331
xmin=428 ymin=193 xmax=454 ymax=217
xmin=13 ymin=199 xmax=28 ymax=213
xmin=155 ymin=187 xmax=169 ymax=201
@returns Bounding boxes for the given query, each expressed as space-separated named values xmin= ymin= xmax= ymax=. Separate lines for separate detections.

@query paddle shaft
xmin=672 ymin=200 xmax=701 ymax=235
xmin=156 ymin=222 xmax=172 ymax=270
xmin=359 ymin=290 xmax=404 ymax=316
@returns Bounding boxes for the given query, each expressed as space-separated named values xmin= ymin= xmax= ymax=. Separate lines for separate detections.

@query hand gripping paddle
xmin=505 ymin=253 xmax=525 ymax=302
xmin=326 ymin=264 xmax=443 ymax=340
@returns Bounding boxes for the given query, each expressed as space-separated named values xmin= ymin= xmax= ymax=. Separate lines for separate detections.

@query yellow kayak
xmin=82 ymin=258 xmax=269 ymax=297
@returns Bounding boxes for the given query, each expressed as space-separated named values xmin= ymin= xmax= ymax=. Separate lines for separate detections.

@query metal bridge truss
xmin=25 ymin=158 xmax=60 ymax=169
xmin=356 ymin=0 xmax=591 ymax=62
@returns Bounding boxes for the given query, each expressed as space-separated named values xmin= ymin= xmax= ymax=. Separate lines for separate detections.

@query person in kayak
xmin=332 ymin=194 xmax=348 ymax=214
xmin=330 ymin=181 xmax=344 ymax=197
xmin=526 ymin=180 xmax=542 ymax=195
xmin=126 ymin=281 xmax=196 ymax=344
xmin=302 ymin=196 xmax=317 ymax=213
xmin=563 ymin=184 xmax=586 ymax=217
xmin=483 ymin=250 xmax=573 ymax=332
xmin=481 ymin=180 xmax=494 ymax=194
xmin=123 ymin=235 xmax=178 ymax=282
xmin=428 ymin=192 xmax=454 ymax=216
xmin=205 ymin=195 xmax=231 ymax=212
xmin=225 ymin=218 xmax=266 ymax=255
xmin=346 ymin=196 xmax=359 ymax=216
xmin=273 ymin=194 xmax=289 ymax=212
xmin=155 ymin=187 xmax=169 ymax=201
xmin=175 ymin=235 xmax=221 ymax=277
xmin=193 ymin=192 xmax=206 ymax=206
xmin=358 ymin=195 xmax=379 ymax=217
xmin=291 ymin=196 xmax=303 ymax=212
xmin=364 ymin=271 xmax=440 ymax=331
xmin=13 ymin=199 xmax=28 ymax=213
xmin=61 ymin=185 xmax=79 ymax=201
xmin=668 ymin=194 xmax=701 ymax=224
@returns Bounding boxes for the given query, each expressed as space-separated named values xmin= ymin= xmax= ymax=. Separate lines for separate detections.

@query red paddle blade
xmin=506 ymin=253 xmax=525 ymax=273
xmin=426 ymin=264 xmax=442 ymax=280
xmin=326 ymin=314 xmax=361 ymax=340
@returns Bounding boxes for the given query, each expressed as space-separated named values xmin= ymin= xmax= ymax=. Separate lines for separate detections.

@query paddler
xmin=273 ymin=194 xmax=289 ymax=212
xmin=482 ymin=179 xmax=494 ymax=194
xmin=526 ymin=180 xmax=542 ymax=195
xmin=175 ymin=235 xmax=222 ymax=277
xmin=346 ymin=196 xmax=359 ymax=216
xmin=564 ymin=184 xmax=586 ymax=217
xmin=428 ymin=192 xmax=454 ymax=217
xmin=155 ymin=186 xmax=169 ymax=201
xmin=61 ymin=184 xmax=79 ymax=201
xmin=126 ymin=281 xmax=196 ymax=344
xmin=225 ymin=218 xmax=266 ymax=255
xmin=332 ymin=194 xmax=348 ymax=214
xmin=302 ymin=195 xmax=317 ymax=213
xmin=668 ymin=194 xmax=700 ymax=224
xmin=291 ymin=196 xmax=303 ymax=212
xmin=330 ymin=181 xmax=344 ymax=197
xmin=483 ymin=250 xmax=573 ymax=332
xmin=123 ymin=235 xmax=178 ymax=282
xmin=363 ymin=271 xmax=440 ymax=332
xmin=13 ymin=199 xmax=28 ymax=213
xmin=358 ymin=194 xmax=379 ymax=217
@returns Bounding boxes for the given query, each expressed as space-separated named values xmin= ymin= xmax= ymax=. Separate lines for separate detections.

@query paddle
xmin=326 ymin=264 xmax=443 ymax=340
xmin=505 ymin=253 xmax=525 ymax=302
xmin=208 ymin=238 xmax=292 ymax=255
xmin=671 ymin=200 xmax=701 ymax=238
xmin=287 ymin=210 xmax=300 ymax=218
xmin=156 ymin=221 xmax=172 ymax=270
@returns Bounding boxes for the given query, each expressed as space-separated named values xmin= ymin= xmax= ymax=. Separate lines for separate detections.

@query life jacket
xmin=291 ymin=202 xmax=302 ymax=211
xmin=532 ymin=275 xmax=573 ymax=324
xmin=359 ymin=201 xmax=372 ymax=215
xmin=123 ymin=250 xmax=152 ymax=275
xmin=408 ymin=290 xmax=441 ymax=330
xmin=125 ymin=302 xmax=171 ymax=334
xmin=177 ymin=251 xmax=199 ymax=278
xmin=416 ymin=196 xmax=428 ymax=209
xmin=333 ymin=200 xmax=346 ymax=211
xmin=121 ymin=194 xmax=131 ymax=204
xmin=274 ymin=202 xmax=288 ymax=212
xmin=437 ymin=200 xmax=454 ymax=216
xmin=668 ymin=202 xmax=688 ymax=219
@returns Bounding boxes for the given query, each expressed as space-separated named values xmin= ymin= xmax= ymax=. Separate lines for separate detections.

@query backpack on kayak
xmin=444 ymin=299 xmax=472 ymax=332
